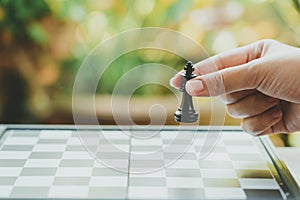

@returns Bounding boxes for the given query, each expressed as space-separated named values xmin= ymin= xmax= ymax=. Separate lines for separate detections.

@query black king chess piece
xmin=174 ymin=61 xmax=199 ymax=123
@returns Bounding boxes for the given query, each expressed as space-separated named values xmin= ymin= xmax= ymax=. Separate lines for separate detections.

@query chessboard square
xmin=99 ymin=139 xmax=129 ymax=145
xmin=20 ymin=168 xmax=57 ymax=176
xmin=1 ymin=145 xmax=33 ymax=151
xmin=167 ymin=160 xmax=199 ymax=169
xmin=0 ymin=159 xmax=26 ymax=167
xmin=40 ymin=130 xmax=73 ymax=139
xmin=163 ymin=138 xmax=194 ymax=145
xmin=166 ymin=177 xmax=203 ymax=188
xmin=59 ymin=159 xmax=94 ymax=167
xmin=130 ymin=152 xmax=164 ymax=160
xmin=130 ymin=160 xmax=164 ymax=168
xmin=244 ymin=189 xmax=283 ymax=199
xmin=56 ymin=167 xmax=92 ymax=177
xmin=65 ymin=145 xmax=86 ymax=151
xmin=29 ymin=152 xmax=63 ymax=159
xmin=92 ymin=168 xmax=127 ymax=176
xmin=0 ymin=186 xmax=13 ymax=197
xmin=10 ymin=186 xmax=49 ymax=198
xmin=198 ymin=160 xmax=233 ymax=169
xmin=203 ymin=178 xmax=240 ymax=187
xmin=25 ymin=159 xmax=60 ymax=167
xmin=0 ymin=167 xmax=22 ymax=177
xmin=4 ymin=137 xmax=38 ymax=145
xmin=225 ymin=146 xmax=259 ymax=154
xmin=37 ymin=139 xmax=68 ymax=144
xmin=89 ymin=187 xmax=127 ymax=199
xmin=131 ymin=145 xmax=161 ymax=152
xmin=200 ymin=169 xmax=237 ymax=179
xmin=163 ymin=144 xmax=194 ymax=153
xmin=54 ymin=177 xmax=90 ymax=185
xmin=129 ymin=177 xmax=166 ymax=187
xmin=15 ymin=176 xmax=54 ymax=186
xmin=0 ymin=177 xmax=17 ymax=185
xmin=229 ymin=153 xmax=264 ymax=161
xmin=128 ymin=187 xmax=168 ymax=199
xmin=11 ymin=130 xmax=40 ymax=137
xmin=239 ymin=178 xmax=280 ymax=189
xmin=49 ymin=186 xmax=88 ymax=198
xmin=0 ymin=151 xmax=30 ymax=159
xmin=166 ymin=168 xmax=201 ymax=177
xmin=164 ymin=152 xmax=196 ymax=160
xmin=131 ymin=138 xmax=163 ymax=146
xmin=194 ymin=146 xmax=226 ymax=153
xmin=204 ymin=152 xmax=231 ymax=161
xmin=221 ymin=131 xmax=250 ymax=140
xmin=223 ymin=140 xmax=254 ymax=146
xmin=32 ymin=144 xmax=66 ymax=152
xmin=233 ymin=161 xmax=269 ymax=170
xmin=96 ymin=152 xmax=129 ymax=160
xmin=204 ymin=187 xmax=246 ymax=199
xmin=130 ymin=169 xmax=165 ymax=178
xmin=66 ymin=137 xmax=82 ymax=145
xmin=96 ymin=144 xmax=129 ymax=153
xmin=168 ymin=188 xmax=205 ymax=199
xmin=62 ymin=151 xmax=93 ymax=159
xmin=236 ymin=169 xmax=273 ymax=179
xmin=90 ymin=176 xmax=127 ymax=187
xmin=94 ymin=159 xmax=129 ymax=169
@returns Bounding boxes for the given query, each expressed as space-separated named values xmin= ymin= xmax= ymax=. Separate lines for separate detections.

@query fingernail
xmin=186 ymin=80 xmax=204 ymax=95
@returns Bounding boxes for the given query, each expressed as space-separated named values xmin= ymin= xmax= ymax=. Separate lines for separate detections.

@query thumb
xmin=186 ymin=63 xmax=257 ymax=96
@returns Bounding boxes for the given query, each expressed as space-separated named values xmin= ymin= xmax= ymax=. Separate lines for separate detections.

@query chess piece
xmin=174 ymin=61 xmax=199 ymax=123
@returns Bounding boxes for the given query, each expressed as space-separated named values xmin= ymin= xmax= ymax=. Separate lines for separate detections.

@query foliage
xmin=0 ymin=0 xmax=50 ymax=45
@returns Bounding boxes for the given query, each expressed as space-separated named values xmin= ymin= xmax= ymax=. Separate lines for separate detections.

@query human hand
xmin=170 ymin=39 xmax=300 ymax=136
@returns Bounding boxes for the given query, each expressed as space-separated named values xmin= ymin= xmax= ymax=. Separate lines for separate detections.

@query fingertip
xmin=169 ymin=75 xmax=181 ymax=89
xmin=186 ymin=79 xmax=205 ymax=96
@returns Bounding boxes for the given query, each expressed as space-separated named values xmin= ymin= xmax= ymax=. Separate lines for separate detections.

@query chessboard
xmin=0 ymin=125 xmax=298 ymax=199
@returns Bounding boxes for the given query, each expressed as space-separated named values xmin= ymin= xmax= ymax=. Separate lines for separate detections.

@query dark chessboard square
xmin=129 ymin=177 xmax=166 ymax=187
xmin=1 ymin=145 xmax=33 ymax=151
xmin=59 ymin=159 xmax=94 ymax=167
xmin=237 ymin=169 xmax=273 ymax=179
xmin=0 ymin=177 xmax=17 ymax=185
xmin=203 ymin=178 xmax=240 ymax=187
xmin=11 ymin=130 xmax=40 ymax=137
xmin=88 ymin=187 xmax=127 ymax=198
xmin=168 ymin=188 xmax=205 ymax=199
xmin=54 ymin=177 xmax=90 ymax=185
xmin=166 ymin=169 xmax=201 ymax=177
xmin=96 ymin=152 xmax=129 ymax=159
xmin=20 ymin=168 xmax=57 ymax=176
xmin=0 ymin=159 xmax=26 ymax=167
xmin=244 ymin=189 xmax=283 ymax=200
xmin=29 ymin=152 xmax=63 ymax=159
xmin=10 ymin=186 xmax=49 ymax=198
xmin=38 ymin=139 xmax=68 ymax=144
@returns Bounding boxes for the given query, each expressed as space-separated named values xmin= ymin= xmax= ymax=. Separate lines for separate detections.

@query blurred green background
xmin=1 ymin=0 xmax=300 ymax=146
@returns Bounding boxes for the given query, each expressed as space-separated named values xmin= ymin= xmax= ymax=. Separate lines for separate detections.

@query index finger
xmin=170 ymin=40 xmax=265 ymax=89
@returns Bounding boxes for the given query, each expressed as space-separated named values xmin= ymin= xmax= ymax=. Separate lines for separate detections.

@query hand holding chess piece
xmin=174 ymin=61 xmax=198 ymax=123
xmin=171 ymin=40 xmax=300 ymax=135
